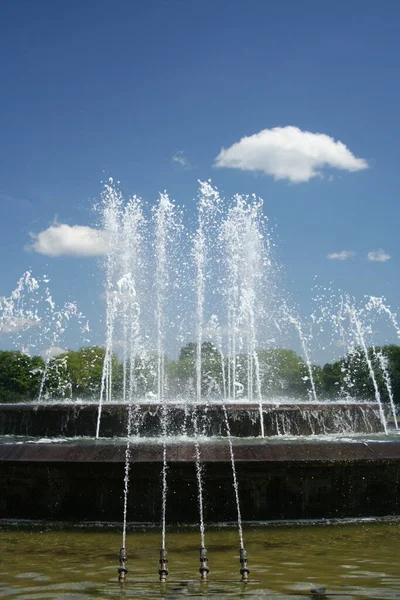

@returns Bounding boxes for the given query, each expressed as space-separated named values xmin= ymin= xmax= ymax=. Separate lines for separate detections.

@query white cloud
xmin=214 ymin=126 xmax=368 ymax=183
xmin=335 ymin=339 xmax=348 ymax=348
xmin=28 ymin=224 xmax=109 ymax=257
xmin=0 ymin=316 xmax=41 ymax=333
xmin=43 ymin=346 xmax=66 ymax=358
xmin=111 ymin=339 xmax=127 ymax=349
xmin=327 ymin=250 xmax=355 ymax=261
xmin=172 ymin=151 xmax=191 ymax=169
xmin=367 ymin=249 xmax=391 ymax=262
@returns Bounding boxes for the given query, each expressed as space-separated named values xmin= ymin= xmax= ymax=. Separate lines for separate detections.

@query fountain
xmin=1 ymin=181 xmax=400 ymax=582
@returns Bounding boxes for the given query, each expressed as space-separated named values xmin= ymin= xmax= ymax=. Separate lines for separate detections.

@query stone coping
xmin=1 ymin=439 xmax=400 ymax=463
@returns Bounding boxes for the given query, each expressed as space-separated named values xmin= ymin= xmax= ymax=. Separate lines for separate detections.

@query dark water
xmin=1 ymin=520 xmax=400 ymax=599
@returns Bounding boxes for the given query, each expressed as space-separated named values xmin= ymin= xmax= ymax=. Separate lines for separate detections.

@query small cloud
xmin=202 ymin=324 xmax=253 ymax=337
xmin=43 ymin=346 xmax=66 ymax=358
xmin=172 ymin=151 xmax=191 ymax=169
xmin=0 ymin=316 xmax=41 ymax=333
xmin=111 ymin=339 xmax=126 ymax=349
xmin=367 ymin=249 xmax=391 ymax=262
xmin=327 ymin=250 xmax=355 ymax=261
xmin=214 ymin=126 xmax=368 ymax=183
xmin=335 ymin=339 xmax=348 ymax=348
xmin=28 ymin=223 xmax=109 ymax=257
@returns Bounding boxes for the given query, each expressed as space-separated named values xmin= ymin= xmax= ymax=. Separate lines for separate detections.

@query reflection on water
xmin=0 ymin=520 xmax=400 ymax=599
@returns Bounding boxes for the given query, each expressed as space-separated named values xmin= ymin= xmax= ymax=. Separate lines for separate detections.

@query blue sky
xmin=1 ymin=0 xmax=400 ymax=359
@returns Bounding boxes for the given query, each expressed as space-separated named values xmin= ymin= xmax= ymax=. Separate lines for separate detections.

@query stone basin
xmin=0 ymin=401 xmax=384 ymax=438
xmin=0 ymin=400 xmax=398 ymax=523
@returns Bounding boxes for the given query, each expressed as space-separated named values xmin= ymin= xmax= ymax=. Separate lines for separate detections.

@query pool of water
xmin=1 ymin=520 xmax=400 ymax=599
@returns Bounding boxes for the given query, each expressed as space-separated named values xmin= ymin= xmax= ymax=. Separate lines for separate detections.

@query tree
xmin=179 ymin=342 xmax=197 ymax=361
xmin=380 ymin=345 xmax=400 ymax=404
xmin=0 ymin=351 xmax=44 ymax=402
xmin=320 ymin=360 xmax=344 ymax=398
xmin=256 ymin=348 xmax=310 ymax=398
xmin=44 ymin=346 xmax=121 ymax=399
xmin=2 ymin=341 xmax=400 ymax=404
xmin=171 ymin=341 xmax=223 ymax=397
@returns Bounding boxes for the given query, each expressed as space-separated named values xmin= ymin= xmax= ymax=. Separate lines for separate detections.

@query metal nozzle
xmin=158 ymin=548 xmax=169 ymax=582
xmin=239 ymin=547 xmax=250 ymax=581
xmin=118 ymin=547 xmax=128 ymax=583
xmin=199 ymin=546 xmax=210 ymax=581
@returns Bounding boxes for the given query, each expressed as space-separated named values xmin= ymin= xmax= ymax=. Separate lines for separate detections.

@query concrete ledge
xmin=0 ymin=403 xmax=397 ymax=522
xmin=1 ymin=439 xmax=400 ymax=463
xmin=2 ymin=450 xmax=400 ymax=522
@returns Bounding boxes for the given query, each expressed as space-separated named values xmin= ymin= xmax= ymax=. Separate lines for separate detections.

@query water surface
xmin=1 ymin=520 xmax=400 ymax=599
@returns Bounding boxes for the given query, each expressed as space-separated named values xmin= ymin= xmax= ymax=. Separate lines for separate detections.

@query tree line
xmin=1 ymin=342 xmax=400 ymax=403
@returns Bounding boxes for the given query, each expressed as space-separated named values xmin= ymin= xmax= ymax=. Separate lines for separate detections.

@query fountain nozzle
xmin=199 ymin=546 xmax=209 ymax=580
xmin=118 ymin=547 xmax=128 ymax=583
xmin=239 ymin=547 xmax=250 ymax=581
xmin=158 ymin=548 xmax=169 ymax=582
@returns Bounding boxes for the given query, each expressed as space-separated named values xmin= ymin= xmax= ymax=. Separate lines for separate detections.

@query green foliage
xmin=320 ymin=360 xmax=344 ymax=397
xmin=319 ymin=345 xmax=400 ymax=403
xmin=44 ymin=346 xmax=120 ymax=398
xmin=0 ymin=351 xmax=44 ymax=402
xmin=256 ymin=348 xmax=309 ymax=397
xmin=1 ymin=342 xmax=400 ymax=404
xmin=129 ymin=354 xmax=158 ymax=396
xmin=170 ymin=341 xmax=223 ymax=396
xmin=179 ymin=342 xmax=197 ymax=361
xmin=382 ymin=345 xmax=400 ymax=402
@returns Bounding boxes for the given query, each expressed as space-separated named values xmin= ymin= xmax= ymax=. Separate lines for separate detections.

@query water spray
xmin=118 ymin=547 xmax=128 ymax=583
xmin=158 ymin=548 xmax=169 ymax=582
xmin=199 ymin=546 xmax=209 ymax=581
